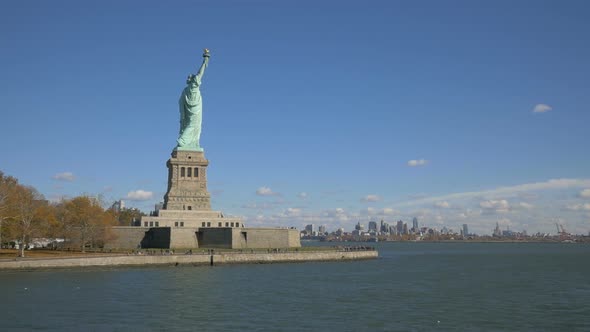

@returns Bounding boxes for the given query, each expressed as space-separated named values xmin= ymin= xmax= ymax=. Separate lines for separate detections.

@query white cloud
xmin=381 ymin=207 xmax=397 ymax=215
xmin=516 ymin=202 xmax=534 ymax=210
xmin=566 ymin=203 xmax=590 ymax=211
xmin=434 ymin=201 xmax=450 ymax=209
xmin=360 ymin=207 xmax=377 ymax=216
xmin=125 ymin=190 xmax=153 ymax=201
xmin=332 ymin=208 xmax=345 ymax=214
xmin=242 ymin=203 xmax=271 ymax=209
xmin=579 ymin=189 xmax=590 ymax=198
xmin=532 ymin=103 xmax=552 ymax=113
xmin=456 ymin=209 xmax=480 ymax=220
xmin=407 ymin=159 xmax=429 ymax=167
xmin=282 ymin=207 xmax=302 ymax=217
xmin=361 ymin=194 xmax=381 ymax=202
xmin=297 ymin=192 xmax=308 ymax=200
xmin=52 ymin=172 xmax=75 ymax=182
xmin=360 ymin=207 xmax=399 ymax=217
xmin=392 ymin=178 xmax=590 ymax=208
xmin=256 ymin=186 xmax=280 ymax=196
xmin=241 ymin=201 xmax=282 ymax=210
xmin=480 ymin=199 xmax=511 ymax=213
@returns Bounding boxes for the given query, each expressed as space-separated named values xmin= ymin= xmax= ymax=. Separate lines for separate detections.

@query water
xmin=1 ymin=242 xmax=589 ymax=331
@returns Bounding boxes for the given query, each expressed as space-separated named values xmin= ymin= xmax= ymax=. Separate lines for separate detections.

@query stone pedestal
xmin=163 ymin=149 xmax=211 ymax=210
xmin=144 ymin=148 xmax=243 ymax=230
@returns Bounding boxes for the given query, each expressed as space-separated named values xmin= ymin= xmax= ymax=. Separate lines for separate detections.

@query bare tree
xmin=13 ymin=185 xmax=45 ymax=257
xmin=0 ymin=172 xmax=18 ymax=248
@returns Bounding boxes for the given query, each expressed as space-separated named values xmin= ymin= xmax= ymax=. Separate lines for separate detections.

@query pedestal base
xmin=163 ymin=149 xmax=211 ymax=210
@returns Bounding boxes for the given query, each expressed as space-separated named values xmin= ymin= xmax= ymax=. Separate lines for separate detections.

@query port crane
xmin=555 ymin=222 xmax=573 ymax=242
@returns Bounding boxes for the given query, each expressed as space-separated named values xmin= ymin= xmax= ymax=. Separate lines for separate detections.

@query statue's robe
xmin=177 ymin=56 xmax=208 ymax=151
xmin=177 ymin=83 xmax=203 ymax=150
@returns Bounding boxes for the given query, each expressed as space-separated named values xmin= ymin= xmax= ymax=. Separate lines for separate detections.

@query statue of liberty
xmin=176 ymin=48 xmax=210 ymax=151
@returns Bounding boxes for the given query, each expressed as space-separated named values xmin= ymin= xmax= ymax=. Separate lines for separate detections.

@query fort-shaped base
xmin=141 ymin=210 xmax=242 ymax=228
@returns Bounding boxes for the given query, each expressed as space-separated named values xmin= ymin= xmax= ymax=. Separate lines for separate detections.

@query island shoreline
xmin=0 ymin=250 xmax=378 ymax=270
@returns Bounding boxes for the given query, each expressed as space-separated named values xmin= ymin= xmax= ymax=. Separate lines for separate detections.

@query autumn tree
xmin=0 ymin=171 xmax=18 ymax=247
xmin=12 ymin=185 xmax=47 ymax=257
xmin=63 ymin=196 xmax=117 ymax=251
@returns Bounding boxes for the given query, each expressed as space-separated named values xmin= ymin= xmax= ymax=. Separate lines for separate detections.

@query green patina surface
xmin=176 ymin=49 xmax=210 ymax=151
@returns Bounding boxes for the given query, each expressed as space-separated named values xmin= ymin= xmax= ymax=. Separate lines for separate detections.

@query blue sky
xmin=1 ymin=0 xmax=589 ymax=234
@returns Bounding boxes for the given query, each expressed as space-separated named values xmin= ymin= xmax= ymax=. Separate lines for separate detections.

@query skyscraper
xmin=462 ymin=224 xmax=469 ymax=236
xmin=380 ymin=220 xmax=390 ymax=234
xmin=412 ymin=217 xmax=419 ymax=232
xmin=368 ymin=221 xmax=378 ymax=232
xmin=396 ymin=220 xmax=404 ymax=235
xmin=493 ymin=222 xmax=502 ymax=237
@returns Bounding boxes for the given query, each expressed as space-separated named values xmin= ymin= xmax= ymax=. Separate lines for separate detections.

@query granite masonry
xmin=108 ymin=150 xmax=300 ymax=250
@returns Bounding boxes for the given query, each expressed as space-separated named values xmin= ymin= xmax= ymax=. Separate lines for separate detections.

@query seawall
xmin=0 ymin=251 xmax=378 ymax=270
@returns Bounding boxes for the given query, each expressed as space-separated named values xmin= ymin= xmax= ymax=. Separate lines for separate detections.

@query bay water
xmin=1 ymin=242 xmax=589 ymax=331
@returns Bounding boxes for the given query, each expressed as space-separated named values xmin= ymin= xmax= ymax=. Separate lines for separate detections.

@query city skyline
xmin=1 ymin=1 xmax=590 ymax=235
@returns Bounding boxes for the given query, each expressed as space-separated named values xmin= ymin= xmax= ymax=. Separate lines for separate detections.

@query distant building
xmin=396 ymin=220 xmax=404 ymax=234
xmin=493 ymin=222 xmax=502 ymax=237
xmin=502 ymin=227 xmax=514 ymax=237
xmin=412 ymin=217 xmax=419 ymax=232
xmin=368 ymin=221 xmax=378 ymax=232
xmin=305 ymin=224 xmax=315 ymax=235
xmin=111 ymin=200 xmax=125 ymax=213
xmin=318 ymin=225 xmax=326 ymax=234
xmin=380 ymin=220 xmax=389 ymax=234
xmin=389 ymin=225 xmax=396 ymax=235
xmin=150 ymin=202 xmax=164 ymax=216
xmin=463 ymin=224 xmax=469 ymax=236
xmin=355 ymin=222 xmax=364 ymax=231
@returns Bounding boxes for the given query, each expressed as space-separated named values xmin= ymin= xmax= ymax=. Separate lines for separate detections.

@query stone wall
xmin=170 ymin=227 xmax=199 ymax=248
xmin=232 ymin=228 xmax=301 ymax=249
xmin=106 ymin=227 xmax=149 ymax=249
xmin=106 ymin=227 xmax=301 ymax=249
xmin=141 ymin=213 xmax=242 ymax=228
xmin=213 ymin=251 xmax=377 ymax=264
xmin=143 ymin=228 xmax=172 ymax=248
xmin=287 ymin=229 xmax=300 ymax=247
xmin=0 ymin=251 xmax=378 ymax=270
xmin=198 ymin=228 xmax=233 ymax=248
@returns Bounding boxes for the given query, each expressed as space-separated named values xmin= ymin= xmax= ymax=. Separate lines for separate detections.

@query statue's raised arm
xmin=195 ymin=48 xmax=210 ymax=84
xmin=176 ymin=49 xmax=211 ymax=152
